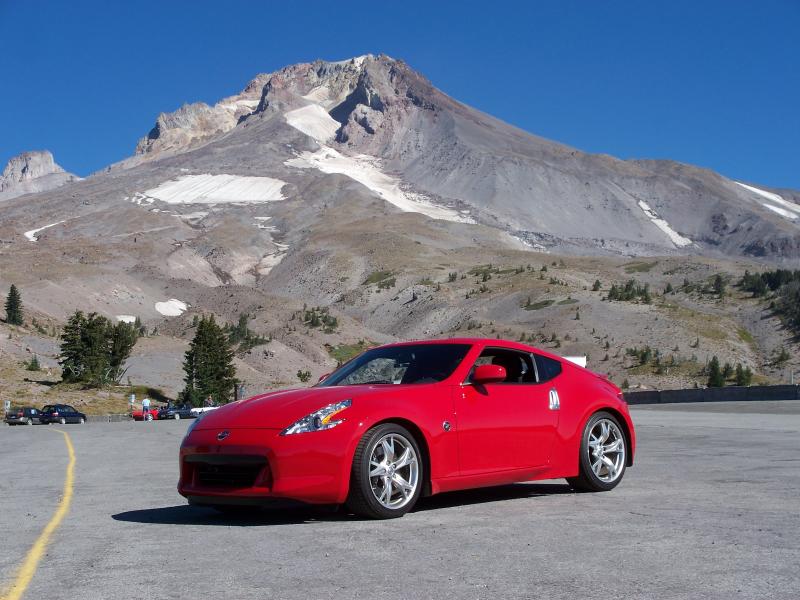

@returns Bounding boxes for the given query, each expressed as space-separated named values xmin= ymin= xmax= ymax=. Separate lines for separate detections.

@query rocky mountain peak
xmin=2 ymin=150 xmax=64 ymax=186
xmin=0 ymin=150 xmax=77 ymax=201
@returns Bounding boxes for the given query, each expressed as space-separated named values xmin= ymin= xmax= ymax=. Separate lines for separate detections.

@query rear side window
xmin=534 ymin=354 xmax=562 ymax=382
xmin=470 ymin=348 xmax=537 ymax=384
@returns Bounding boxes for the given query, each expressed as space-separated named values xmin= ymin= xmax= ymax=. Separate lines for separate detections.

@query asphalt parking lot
xmin=1 ymin=401 xmax=799 ymax=600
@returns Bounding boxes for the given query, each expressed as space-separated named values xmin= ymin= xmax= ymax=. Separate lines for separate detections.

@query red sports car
xmin=131 ymin=408 xmax=159 ymax=421
xmin=178 ymin=338 xmax=635 ymax=519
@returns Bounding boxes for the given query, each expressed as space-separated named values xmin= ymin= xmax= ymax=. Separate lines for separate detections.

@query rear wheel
xmin=568 ymin=411 xmax=627 ymax=492
xmin=26 ymin=418 xmax=34 ymax=425
xmin=346 ymin=423 xmax=423 ymax=519
xmin=174 ymin=413 xmax=180 ymax=420
xmin=59 ymin=417 xmax=66 ymax=425
xmin=145 ymin=413 xmax=153 ymax=422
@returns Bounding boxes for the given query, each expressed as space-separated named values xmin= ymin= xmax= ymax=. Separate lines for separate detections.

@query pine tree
xmin=734 ymin=363 xmax=753 ymax=386
xmin=109 ymin=321 xmax=138 ymax=383
xmin=592 ymin=279 xmax=601 ymax=291
xmin=26 ymin=355 xmax=41 ymax=371
xmin=722 ymin=362 xmax=733 ymax=380
xmin=58 ymin=311 xmax=137 ymax=386
xmin=707 ymin=356 xmax=725 ymax=387
xmin=713 ymin=274 xmax=726 ymax=297
xmin=5 ymin=284 xmax=23 ymax=325
xmin=180 ymin=315 xmax=237 ymax=406
xmin=59 ymin=312 xmax=87 ymax=382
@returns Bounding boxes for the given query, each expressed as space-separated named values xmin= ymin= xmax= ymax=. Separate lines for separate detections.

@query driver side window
xmin=471 ymin=348 xmax=537 ymax=384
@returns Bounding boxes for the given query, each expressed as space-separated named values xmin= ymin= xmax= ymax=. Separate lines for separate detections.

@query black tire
xmin=346 ymin=423 xmax=424 ymax=519
xmin=59 ymin=417 xmax=66 ymax=425
xmin=79 ymin=417 xmax=85 ymax=424
xmin=567 ymin=411 xmax=627 ymax=492
xmin=26 ymin=418 xmax=33 ymax=425
xmin=174 ymin=413 xmax=180 ymax=420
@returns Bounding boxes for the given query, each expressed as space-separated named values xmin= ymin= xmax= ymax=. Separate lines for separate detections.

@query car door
xmin=456 ymin=347 xmax=559 ymax=476
xmin=65 ymin=405 xmax=78 ymax=423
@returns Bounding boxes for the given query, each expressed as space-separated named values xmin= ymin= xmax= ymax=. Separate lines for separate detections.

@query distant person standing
xmin=142 ymin=396 xmax=151 ymax=421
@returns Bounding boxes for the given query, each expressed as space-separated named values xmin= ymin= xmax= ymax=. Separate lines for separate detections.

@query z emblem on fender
xmin=217 ymin=430 xmax=230 ymax=441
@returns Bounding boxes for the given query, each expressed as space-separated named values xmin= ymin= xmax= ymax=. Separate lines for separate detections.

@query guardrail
xmin=86 ymin=414 xmax=131 ymax=423
xmin=625 ymin=384 xmax=800 ymax=405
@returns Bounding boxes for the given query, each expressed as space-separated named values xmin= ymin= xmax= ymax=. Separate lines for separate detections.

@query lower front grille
xmin=189 ymin=455 xmax=268 ymax=488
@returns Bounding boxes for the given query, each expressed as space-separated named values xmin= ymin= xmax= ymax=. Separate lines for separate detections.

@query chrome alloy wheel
xmin=587 ymin=419 xmax=626 ymax=483
xmin=368 ymin=433 xmax=420 ymax=510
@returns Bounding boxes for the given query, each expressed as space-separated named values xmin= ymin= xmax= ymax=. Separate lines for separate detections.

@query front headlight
xmin=281 ymin=399 xmax=352 ymax=435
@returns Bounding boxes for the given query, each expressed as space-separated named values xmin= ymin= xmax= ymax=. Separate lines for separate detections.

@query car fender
xmin=332 ymin=390 xmax=458 ymax=501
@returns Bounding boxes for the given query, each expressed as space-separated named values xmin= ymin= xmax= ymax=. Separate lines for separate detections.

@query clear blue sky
xmin=1 ymin=0 xmax=798 ymax=188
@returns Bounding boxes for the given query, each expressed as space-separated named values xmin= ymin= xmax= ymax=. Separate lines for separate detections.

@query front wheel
xmin=59 ymin=417 xmax=66 ymax=425
xmin=26 ymin=418 xmax=34 ymax=425
xmin=174 ymin=413 xmax=180 ymax=420
xmin=567 ymin=411 xmax=627 ymax=492
xmin=145 ymin=413 xmax=153 ymax=422
xmin=346 ymin=423 xmax=423 ymax=519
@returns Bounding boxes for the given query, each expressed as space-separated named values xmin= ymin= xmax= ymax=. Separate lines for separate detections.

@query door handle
xmin=548 ymin=388 xmax=560 ymax=410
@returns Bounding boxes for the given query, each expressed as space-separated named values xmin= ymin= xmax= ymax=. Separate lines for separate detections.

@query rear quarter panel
xmin=547 ymin=362 xmax=635 ymax=478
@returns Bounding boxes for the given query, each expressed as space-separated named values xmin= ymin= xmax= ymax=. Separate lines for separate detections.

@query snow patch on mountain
xmin=735 ymin=182 xmax=800 ymax=221
xmin=139 ymin=174 xmax=287 ymax=205
xmin=116 ymin=315 xmax=137 ymax=324
xmin=24 ymin=220 xmax=66 ymax=242
xmin=155 ymin=299 xmax=188 ymax=316
xmin=637 ymin=201 xmax=692 ymax=247
xmin=286 ymin=147 xmax=473 ymax=223
xmin=762 ymin=204 xmax=798 ymax=220
xmin=285 ymin=105 xmax=340 ymax=142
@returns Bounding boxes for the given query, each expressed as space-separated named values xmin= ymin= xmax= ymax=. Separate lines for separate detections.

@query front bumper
xmin=178 ymin=425 xmax=355 ymax=505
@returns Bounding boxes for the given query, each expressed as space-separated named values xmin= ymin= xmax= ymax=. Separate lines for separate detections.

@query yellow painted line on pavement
xmin=0 ymin=429 xmax=75 ymax=600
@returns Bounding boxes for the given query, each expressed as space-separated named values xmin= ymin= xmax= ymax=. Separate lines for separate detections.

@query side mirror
xmin=318 ymin=372 xmax=331 ymax=383
xmin=472 ymin=364 xmax=507 ymax=385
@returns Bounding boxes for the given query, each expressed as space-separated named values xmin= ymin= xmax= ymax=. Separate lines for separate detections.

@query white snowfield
xmin=287 ymin=148 xmax=473 ymax=223
xmin=154 ymin=299 xmax=188 ymax=317
xmin=735 ymin=182 xmax=799 ymax=221
xmin=283 ymin=98 xmax=473 ymax=224
xmin=140 ymin=174 xmax=287 ymax=205
xmin=24 ymin=220 xmax=66 ymax=242
xmin=116 ymin=315 xmax=137 ymax=324
xmin=285 ymin=105 xmax=340 ymax=142
xmin=637 ymin=200 xmax=693 ymax=247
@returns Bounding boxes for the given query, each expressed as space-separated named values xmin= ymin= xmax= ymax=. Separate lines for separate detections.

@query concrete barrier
xmin=87 ymin=414 xmax=131 ymax=423
xmin=625 ymin=385 xmax=800 ymax=405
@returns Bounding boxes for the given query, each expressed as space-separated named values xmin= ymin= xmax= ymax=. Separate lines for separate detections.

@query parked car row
xmin=131 ymin=403 xmax=218 ymax=421
xmin=4 ymin=401 xmax=219 ymax=425
xmin=4 ymin=404 xmax=86 ymax=425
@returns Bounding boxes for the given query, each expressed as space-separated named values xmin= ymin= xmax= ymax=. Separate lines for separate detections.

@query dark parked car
xmin=4 ymin=407 xmax=41 ymax=425
xmin=157 ymin=404 xmax=196 ymax=420
xmin=39 ymin=404 xmax=86 ymax=425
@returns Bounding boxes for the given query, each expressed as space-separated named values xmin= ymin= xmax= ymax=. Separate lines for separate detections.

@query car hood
xmin=193 ymin=386 xmax=387 ymax=430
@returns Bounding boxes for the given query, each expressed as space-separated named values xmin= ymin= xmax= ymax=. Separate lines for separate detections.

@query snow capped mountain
xmin=0 ymin=150 xmax=78 ymax=201
xmin=129 ymin=53 xmax=797 ymax=260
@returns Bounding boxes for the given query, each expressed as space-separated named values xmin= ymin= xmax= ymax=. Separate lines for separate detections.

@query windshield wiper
xmin=355 ymin=379 xmax=394 ymax=385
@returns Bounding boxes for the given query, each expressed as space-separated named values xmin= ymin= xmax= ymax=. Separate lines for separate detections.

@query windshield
xmin=320 ymin=344 xmax=471 ymax=386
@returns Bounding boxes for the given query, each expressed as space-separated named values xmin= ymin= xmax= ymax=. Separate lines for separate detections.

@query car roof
xmin=377 ymin=337 xmax=567 ymax=362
